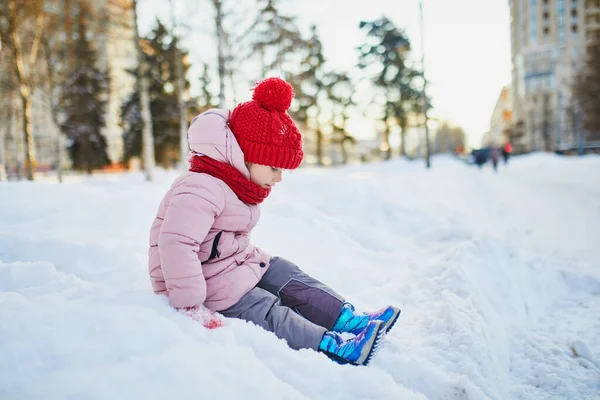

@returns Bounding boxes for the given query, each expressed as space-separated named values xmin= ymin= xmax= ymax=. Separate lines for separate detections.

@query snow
xmin=1 ymin=153 xmax=599 ymax=400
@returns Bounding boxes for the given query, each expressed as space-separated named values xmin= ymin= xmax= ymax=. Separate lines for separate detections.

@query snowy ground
xmin=1 ymin=154 xmax=599 ymax=400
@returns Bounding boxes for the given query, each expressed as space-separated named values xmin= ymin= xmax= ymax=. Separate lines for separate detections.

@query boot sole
xmin=383 ymin=307 xmax=401 ymax=334
xmin=363 ymin=308 xmax=401 ymax=364
xmin=354 ymin=321 xmax=386 ymax=366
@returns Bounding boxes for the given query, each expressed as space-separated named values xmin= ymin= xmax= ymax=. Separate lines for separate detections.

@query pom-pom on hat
xmin=229 ymin=77 xmax=303 ymax=170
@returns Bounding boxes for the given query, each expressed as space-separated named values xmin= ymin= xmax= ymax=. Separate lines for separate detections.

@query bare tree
xmin=39 ymin=0 xmax=73 ymax=183
xmin=434 ymin=121 xmax=466 ymax=154
xmin=41 ymin=36 xmax=65 ymax=182
xmin=541 ymin=93 xmax=553 ymax=152
xmin=0 ymin=42 xmax=18 ymax=180
xmin=168 ymin=0 xmax=189 ymax=169
xmin=132 ymin=0 xmax=155 ymax=181
xmin=0 ymin=100 xmax=7 ymax=180
xmin=0 ymin=0 xmax=47 ymax=180
xmin=211 ymin=0 xmax=227 ymax=108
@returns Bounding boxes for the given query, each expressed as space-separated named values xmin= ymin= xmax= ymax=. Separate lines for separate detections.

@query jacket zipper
xmin=208 ymin=231 xmax=222 ymax=261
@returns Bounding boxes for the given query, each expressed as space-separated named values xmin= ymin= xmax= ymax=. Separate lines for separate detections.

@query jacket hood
xmin=187 ymin=108 xmax=250 ymax=178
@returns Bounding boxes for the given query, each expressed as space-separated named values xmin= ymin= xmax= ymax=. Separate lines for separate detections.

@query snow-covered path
xmin=1 ymin=154 xmax=599 ymax=399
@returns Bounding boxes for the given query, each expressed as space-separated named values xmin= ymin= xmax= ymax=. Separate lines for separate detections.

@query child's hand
xmin=179 ymin=305 xmax=224 ymax=330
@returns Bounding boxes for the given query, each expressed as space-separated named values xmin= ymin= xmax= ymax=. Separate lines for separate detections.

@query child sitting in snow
xmin=148 ymin=77 xmax=400 ymax=366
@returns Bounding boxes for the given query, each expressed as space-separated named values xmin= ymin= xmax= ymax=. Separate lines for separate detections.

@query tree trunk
xmin=47 ymin=96 xmax=64 ymax=183
xmin=175 ymin=50 xmax=188 ymax=169
xmin=400 ymin=129 xmax=406 ymax=158
xmin=56 ymin=134 xmax=63 ymax=183
xmin=169 ymin=0 xmax=189 ymax=170
xmin=133 ymin=0 xmax=155 ymax=181
xmin=213 ymin=0 xmax=226 ymax=108
xmin=42 ymin=36 xmax=64 ymax=183
xmin=0 ymin=118 xmax=6 ymax=182
xmin=7 ymin=0 xmax=45 ymax=180
xmin=8 ymin=98 xmax=21 ymax=180
xmin=84 ymin=137 xmax=93 ymax=174
xmin=382 ymin=125 xmax=391 ymax=160
xmin=316 ymin=129 xmax=323 ymax=166
xmin=65 ymin=0 xmax=73 ymax=70
xmin=339 ymin=137 xmax=348 ymax=165
xmin=315 ymin=106 xmax=324 ymax=166
xmin=20 ymin=94 xmax=35 ymax=180
xmin=139 ymin=64 xmax=155 ymax=180
xmin=339 ymin=114 xmax=350 ymax=164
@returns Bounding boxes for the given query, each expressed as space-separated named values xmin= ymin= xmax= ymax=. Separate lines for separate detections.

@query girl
xmin=148 ymin=77 xmax=400 ymax=366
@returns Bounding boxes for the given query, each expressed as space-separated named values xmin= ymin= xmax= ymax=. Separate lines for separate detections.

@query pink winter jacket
xmin=148 ymin=109 xmax=271 ymax=311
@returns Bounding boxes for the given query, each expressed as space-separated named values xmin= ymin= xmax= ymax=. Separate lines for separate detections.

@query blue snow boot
xmin=319 ymin=320 xmax=385 ymax=366
xmin=333 ymin=302 xmax=401 ymax=335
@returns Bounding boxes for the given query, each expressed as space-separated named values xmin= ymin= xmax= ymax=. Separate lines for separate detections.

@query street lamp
xmin=419 ymin=0 xmax=432 ymax=169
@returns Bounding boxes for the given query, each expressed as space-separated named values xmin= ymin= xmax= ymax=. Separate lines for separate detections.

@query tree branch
xmin=28 ymin=0 xmax=45 ymax=75
xmin=7 ymin=0 xmax=29 ymax=98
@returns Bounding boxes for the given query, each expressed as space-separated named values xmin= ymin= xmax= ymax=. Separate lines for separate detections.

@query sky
xmin=139 ymin=0 xmax=513 ymax=148
xmin=2 ymin=153 xmax=600 ymax=399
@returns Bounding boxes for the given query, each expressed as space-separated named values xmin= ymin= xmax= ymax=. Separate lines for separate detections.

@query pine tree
xmin=198 ymin=63 xmax=218 ymax=112
xmin=323 ymin=71 xmax=355 ymax=164
xmin=59 ymin=1 xmax=110 ymax=173
xmin=121 ymin=19 xmax=198 ymax=167
xmin=358 ymin=17 xmax=420 ymax=159
xmin=286 ymin=25 xmax=326 ymax=165
xmin=248 ymin=0 xmax=308 ymax=76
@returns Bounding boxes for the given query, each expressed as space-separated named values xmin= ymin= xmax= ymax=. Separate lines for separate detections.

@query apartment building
xmin=508 ymin=0 xmax=600 ymax=152
xmin=483 ymin=86 xmax=514 ymax=148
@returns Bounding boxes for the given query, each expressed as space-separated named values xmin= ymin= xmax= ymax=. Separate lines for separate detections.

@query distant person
xmin=490 ymin=147 xmax=500 ymax=172
xmin=502 ymin=142 xmax=512 ymax=164
xmin=148 ymin=77 xmax=400 ymax=366
xmin=473 ymin=149 xmax=488 ymax=169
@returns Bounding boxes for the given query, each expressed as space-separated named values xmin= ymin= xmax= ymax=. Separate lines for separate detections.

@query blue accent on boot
xmin=319 ymin=320 xmax=385 ymax=366
xmin=333 ymin=303 xmax=401 ymax=335
xmin=332 ymin=303 xmax=369 ymax=334
xmin=368 ymin=305 xmax=401 ymax=334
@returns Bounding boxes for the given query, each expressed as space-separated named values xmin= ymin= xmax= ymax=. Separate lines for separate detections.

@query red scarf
xmin=188 ymin=154 xmax=271 ymax=205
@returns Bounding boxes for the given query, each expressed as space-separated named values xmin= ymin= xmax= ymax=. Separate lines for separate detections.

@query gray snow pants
xmin=220 ymin=256 xmax=346 ymax=350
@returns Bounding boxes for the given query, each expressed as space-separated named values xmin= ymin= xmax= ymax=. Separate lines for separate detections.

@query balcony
xmin=586 ymin=7 xmax=600 ymax=15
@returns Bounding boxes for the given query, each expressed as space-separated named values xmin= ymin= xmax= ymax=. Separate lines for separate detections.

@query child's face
xmin=247 ymin=163 xmax=283 ymax=189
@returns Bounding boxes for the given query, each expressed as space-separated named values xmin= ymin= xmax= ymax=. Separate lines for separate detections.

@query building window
xmin=530 ymin=0 xmax=538 ymax=44
xmin=572 ymin=24 xmax=578 ymax=33
xmin=571 ymin=47 xmax=579 ymax=57
xmin=558 ymin=0 xmax=565 ymax=43
xmin=548 ymin=74 xmax=555 ymax=90
xmin=521 ymin=0 xmax=527 ymax=45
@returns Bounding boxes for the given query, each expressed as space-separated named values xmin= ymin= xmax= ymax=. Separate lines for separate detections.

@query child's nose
xmin=274 ymin=171 xmax=282 ymax=182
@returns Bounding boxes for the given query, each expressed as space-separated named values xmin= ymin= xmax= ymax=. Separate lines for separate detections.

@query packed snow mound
xmin=1 ymin=153 xmax=599 ymax=399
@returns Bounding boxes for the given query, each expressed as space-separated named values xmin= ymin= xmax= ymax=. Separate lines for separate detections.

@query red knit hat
xmin=229 ymin=77 xmax=304 ymax=169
